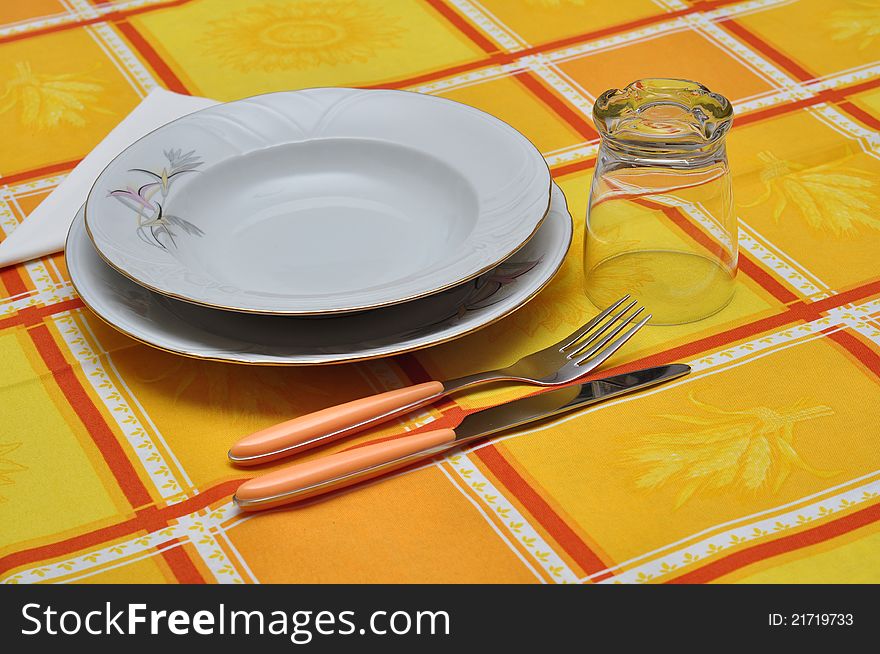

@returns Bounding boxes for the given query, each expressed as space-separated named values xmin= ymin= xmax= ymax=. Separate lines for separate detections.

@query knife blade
xmin=452 ymin=363 xmax=689 ymax=444
xmin=234 ymin=363 xmax=690 ymax=511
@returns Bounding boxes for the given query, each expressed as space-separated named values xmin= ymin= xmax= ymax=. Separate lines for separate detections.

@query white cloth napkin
xmin=0 ymin=88 xmax=218 ymax=268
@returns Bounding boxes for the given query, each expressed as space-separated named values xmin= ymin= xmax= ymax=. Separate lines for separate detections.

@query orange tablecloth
xmin=2 ymin=0 xmax=880 ymax=584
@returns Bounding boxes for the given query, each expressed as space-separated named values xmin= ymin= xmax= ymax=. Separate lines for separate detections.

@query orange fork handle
xmin=227 ymin=381 xmax=445 ymax=466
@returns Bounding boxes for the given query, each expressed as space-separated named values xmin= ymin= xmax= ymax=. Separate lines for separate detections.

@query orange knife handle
xmin=228 ymin=381 xmax=445 ymax=466
xmin=234 ymin=428 xmax=457 ymax=511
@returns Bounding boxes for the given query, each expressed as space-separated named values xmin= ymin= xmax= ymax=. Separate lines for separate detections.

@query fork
xmin=228 ymin=295 xmax=650 ymax=465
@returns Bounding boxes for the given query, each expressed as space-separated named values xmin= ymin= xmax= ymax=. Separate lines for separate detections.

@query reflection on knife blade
xmin=453 ymin=363 xmax=691 ymax=443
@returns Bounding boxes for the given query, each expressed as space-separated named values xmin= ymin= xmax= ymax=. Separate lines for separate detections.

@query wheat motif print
xmin=135 ymin=359 xmax=330 ymax=431
xmin=830 ymin=1 xmax=880 ymax=50
xmin=624 ymin=395 xmax=838 ymax=508
xmin=0 ymin=61 xmax=111 ymax=130
xmin=742 ymin=151 xmax=880 ymax=236
xmin=0 ymin=442 xmax=26 ymax=503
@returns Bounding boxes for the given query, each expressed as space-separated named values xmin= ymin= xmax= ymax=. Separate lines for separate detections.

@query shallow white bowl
xmin=84 ymin=89 xmax=550 ymax=315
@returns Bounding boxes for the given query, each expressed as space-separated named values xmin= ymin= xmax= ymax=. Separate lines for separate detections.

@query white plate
xmin=84 ymin=88 xmax=550 ymax=315
xmin=68 ymin=185 xmax=571 ymax=365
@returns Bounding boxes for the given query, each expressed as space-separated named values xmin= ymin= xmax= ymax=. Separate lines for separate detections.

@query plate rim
xmin=67 ymin=186 xmax=572 ymax=365
xmin=83 ymin=87 xmax=552 ymax=316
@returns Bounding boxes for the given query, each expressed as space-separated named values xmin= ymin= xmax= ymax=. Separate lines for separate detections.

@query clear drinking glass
xmin=584 ymin=78 xmax=736 ymax=325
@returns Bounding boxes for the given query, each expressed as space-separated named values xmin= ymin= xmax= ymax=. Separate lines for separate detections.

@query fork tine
xmin=558 ymin=295 xmax=630 ymax=351
xmin=574 ymin=313 xmax=651 ymax=370
xmin=565 ymin=299 xmax=638 ymax=357
xmin=571 ymin=305 xmax=645 ymax=360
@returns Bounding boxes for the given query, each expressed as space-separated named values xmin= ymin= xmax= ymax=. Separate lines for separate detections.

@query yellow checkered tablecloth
xmin=2 ymin=0 xmax=880 ymax=584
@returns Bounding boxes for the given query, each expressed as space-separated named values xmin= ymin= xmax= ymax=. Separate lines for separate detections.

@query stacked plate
xmin=67 ymin=88 xmax=573 ymax=365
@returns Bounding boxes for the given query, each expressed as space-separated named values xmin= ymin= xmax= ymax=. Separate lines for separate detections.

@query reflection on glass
xmin=584 ymin=78 xmax=737 ymax=325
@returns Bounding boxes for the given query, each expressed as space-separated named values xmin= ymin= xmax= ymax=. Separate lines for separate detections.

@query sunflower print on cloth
xmin=201 ymin=1 xmax=406 ymax=72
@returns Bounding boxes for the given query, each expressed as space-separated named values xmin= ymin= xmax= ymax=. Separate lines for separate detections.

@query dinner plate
xmin=84 ymin=88 xmax=551 ymax=315
xmin=67 ymin=185 xmax=572 ymax=365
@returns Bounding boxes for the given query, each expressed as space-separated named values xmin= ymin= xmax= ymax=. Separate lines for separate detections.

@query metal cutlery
xmin=233 ymin=363 xmax=690 ymax=511
xmin=228 ymin=295 xmax=650 ymax=466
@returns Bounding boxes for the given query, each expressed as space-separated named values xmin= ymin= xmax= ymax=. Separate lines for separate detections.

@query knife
xmin=233 ymin=363 xmax=690 ymax=511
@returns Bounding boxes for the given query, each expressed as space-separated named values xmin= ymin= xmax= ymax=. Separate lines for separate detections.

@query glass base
xmin=584 ymin=249 xmax=736 ymax=326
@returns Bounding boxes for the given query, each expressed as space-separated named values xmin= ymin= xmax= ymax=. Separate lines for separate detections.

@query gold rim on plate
xmin=83 ymin=87 xmax=553 ymax=316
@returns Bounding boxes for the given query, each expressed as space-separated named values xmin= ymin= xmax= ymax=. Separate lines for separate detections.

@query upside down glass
xmin=584 ymin=78 xmax=737 ymax=325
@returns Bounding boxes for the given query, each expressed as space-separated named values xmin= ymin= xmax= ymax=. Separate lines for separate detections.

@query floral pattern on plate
xmin=109 ymin=148 xmax=204 ymax=249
